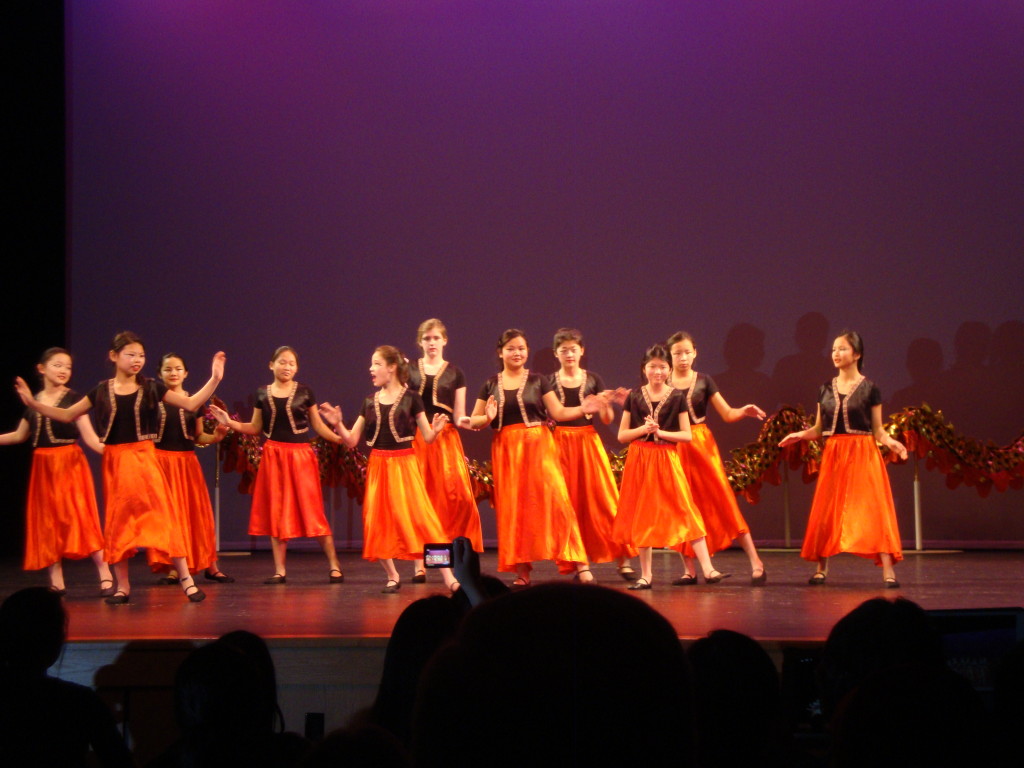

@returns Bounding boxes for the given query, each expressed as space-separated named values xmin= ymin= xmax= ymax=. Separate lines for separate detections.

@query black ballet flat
xmin=808 ymin=572 xmax=827 ymax=586
xmin=329 ymin=569 xmax=345 ymax=584
xmin=704 ymin=571 xmax=732 ymax=584
xmin=884 ymin=577 xmax=901 ymax=589
xmin=617 ymin=565 xmax=639 ymax=582
xmin=184 ymin=586 xmax=206 ymax=603
xmin=203 ymin=569 xmax=235 ymax=583
xmin=382 ymin=579 xmax=401 ymax=594
xmin=105 ymin=590 xmax=130 ymax=605
xmin=511 ymin=578 xmax=531 ymax=589
xmin=671 ymin=574 xmax=698 ymax=586
xmin=156 ymin=576 xmax=180 ymax=585
xmin=99 ymin=579 xmax=117 ymax=597
xmin=48 ymin=586 xmax=67 ymax=597
xmin=573 ymin=568 xmax=596 ymax=584
xmin=751 ymin=568 xmax=768 ymax=587
xmin=411 ymin=569 xmax=426 ymax=584
xmin=263 ymin=574 xmax=287 ymax=585
xmin=627 ymin=578 xmax=652 ymax=591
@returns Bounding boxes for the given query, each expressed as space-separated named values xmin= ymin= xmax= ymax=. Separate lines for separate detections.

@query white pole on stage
xmin=214 ymin=442 xmax=221 ymax=552
xmin=783 ymin=462 xmax=791 ymax=548
xmin=913 ymin=455 xmax=923 ymax=551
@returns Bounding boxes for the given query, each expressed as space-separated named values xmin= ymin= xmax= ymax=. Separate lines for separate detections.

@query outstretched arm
xmin=779 ymin=404 xmax=823 ymax=447
xmin=163 ymin=352 xmax=226 ymax=411
xmin=542 ymin=390 xmax=602 ymax=422
xmin=710 ymin=391 xmax=766 ymax=423
xmin=416 ymin=411 xmax=449 ymax=443
xmin=309 ymin=405 xmax=345 ymax=444
xmin=0 ymin=418 xmax=31 ymax=446
xmin=14 ymin=380 xmax=92 ymax=423
xmin=319 ymin=402 xmax=364 ymax=449
xmin=209 ymin=403 xmax=263 ymax=436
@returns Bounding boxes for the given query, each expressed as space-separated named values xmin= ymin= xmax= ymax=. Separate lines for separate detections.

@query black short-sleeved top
xmin=819 ymin=376 xmax=882 ymax=437
xmin=679 ymin=372 xmax=720 ymax=424
xmin=623 ymin=386 xmax=684 ymax=443
xmin=25 ymin=390 xmax=81 ymax=448
xmin=408 ymin=361 xmax=467 ymax=420
xmin=87 ymin=379 xmax=168 ymax=445
xmin=360 ymin=387 xmax=425 ymax=450
xmin=155 ymin=402 xmax=198 ymax=452
xmin=477 ymin=371 xmax=552 ymax=430
xmin=256 ymin=383 xmax=316 ymax=443
xmin=548 ymin=371 xmax=606 ymax=428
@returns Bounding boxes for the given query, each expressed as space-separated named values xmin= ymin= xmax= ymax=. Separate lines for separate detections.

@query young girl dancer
xmin=14 ymin=332 xmax=226 ymax=603
xmin=462 ymin=329 xmax=598 ymax=586
xmin=779 ymin=330 xmax=906 ymax=587
xmin=146 ymin=354 xmax=233 ymax=584
xmin=209 ymin=346 xmax=345 ymax=585
xmin=549 ymin=328 xmax=637 ymax=581
xmin=1 ymin=348 xmax=113 ymax=595
xmin=318 ymin=346 xmax=459 ymax=593
xmin=612 ymin=344 xmax=724 ymax=590
xmin=667 ymin=331 xmax=768 ymax=586
xmin=406 ymin=319 xmax=483 ymax=583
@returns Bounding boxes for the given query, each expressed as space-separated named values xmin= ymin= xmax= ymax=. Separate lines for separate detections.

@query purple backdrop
xmin=65 ymin=1 xmax=1024 ymax=549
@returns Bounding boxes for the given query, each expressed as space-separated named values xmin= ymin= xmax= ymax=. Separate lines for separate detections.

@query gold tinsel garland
xmin=212 ymin=404 xmax=1024 ymax=503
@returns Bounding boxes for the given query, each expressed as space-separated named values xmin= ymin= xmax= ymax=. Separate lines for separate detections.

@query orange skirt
xmin=363 ymin=448 xmax=448 ymax=561
xmin=249 ymin=440 xmax=331 ymax=541
xmin=23 ymin=445 xmax=104 ymax=571
xmin=102 ymin=441 xmax=187 ymax=564
xmin=553 ymin=426 xmax=635 ymax=563
xmin=674 ymin=424 xmax=750 ymax=558
xmin=612 ymin=442 xmax=706 ymax=549
xmin=491 ymin=424 xmax=587 ymax=574
xmin=147 ymin=450 xmax=217 ymax=573
xmin=801 ymin=435 xmax=903 ymax=565
xmin=413 ymin=424 xmax=483 ymax=551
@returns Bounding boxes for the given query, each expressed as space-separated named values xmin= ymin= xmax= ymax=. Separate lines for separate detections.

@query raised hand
xmin=431 ymin=412 xmax=449 ymax=432
xmin=211 ymin=351 xmax=227 ymax=381
xmin=13 ymin=377 xmax=33 ymax=406
xmin=318 ymin=402 xmax=342 ymax=428
xmin=581 ymin=394 xmax=603 ymax=414
xmin=485 ymin=396 xmax=498 ymax=422
xmin=208 ymin=404 xmax=231 ymax=425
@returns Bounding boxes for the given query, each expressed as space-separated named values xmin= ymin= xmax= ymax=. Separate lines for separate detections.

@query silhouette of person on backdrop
xmin=713 ymin=322 xmax=773 ymax=452
xmin=771 ymin=312 xmax=833 ymax=415
xmin=890 ymin=337 xmax=944 ymax=411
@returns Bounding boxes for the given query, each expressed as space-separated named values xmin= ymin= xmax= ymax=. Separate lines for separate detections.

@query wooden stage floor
xmin=2 ymin=547 xmax=1021 ymax=645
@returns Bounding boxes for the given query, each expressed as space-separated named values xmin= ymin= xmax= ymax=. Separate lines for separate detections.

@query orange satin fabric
xmin=613 ymin=441 xmax=706 ymax=549
xmin=491 ymin=424 xmax=587 ymax=574
xmin=101 ymin=441 xmax=186 ymax=564
xmin=553 ymin=425 xmax=635 ymax=563
xmin=249 ymin=440 xmax=331 ymax=541
xmin=147 ymin=450 xmax=217 ymax=573
xmin=23 ymin=445 xmax=104 ymax=571
xmin=801 ymin=435 xmax=903 ymax=565
xmin=362 ymin=448 xmax=447 ymax=561
xmin=675 ymin=423 xmax=750 ymax=558
xmin=413 ymin=424 xmax=483 ymax=551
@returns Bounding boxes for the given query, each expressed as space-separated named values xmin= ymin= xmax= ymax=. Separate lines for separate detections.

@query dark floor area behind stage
xmin=2 ymin=548 xmax=1022 ymax=762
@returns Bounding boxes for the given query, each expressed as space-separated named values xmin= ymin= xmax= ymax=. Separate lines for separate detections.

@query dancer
xmin=1 ymin=348 xmax=113 ymax=596
xmin=779 ymin=330 xmax=906 ymax=587
xmin=667 ymin=331 xmax=768 ymax=586
xmin=209 ymin=346 xmax=344 ymax=585
xmin=406 ymin=319 xmax=483 ymax=584
xmin=462 ymin=329 xmax=598 ymax=586
xmin=548 ymin=328 xmax=637 ymax=581
xmin=147 ymin=354 xmax=233 ymax=585
xmin=318 ymin=346 xmax=459 ymax=593
xmin=612 ymin=344 xmax=724 ymax=590
xmin=14 ymin=331 xmax=226 ymax=604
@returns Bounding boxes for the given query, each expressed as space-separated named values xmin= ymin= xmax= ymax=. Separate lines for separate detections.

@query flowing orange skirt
xmin=674 ymin=424 xmax=751 ymax=558
xmin=553 ymin=426 xmax=635 ymax=563
xmin=613 ymin=442 xmax=706 ymax=549
xmin=102 ymin=441 xmax=186 ymax=564
xmin=801 ymin=435 xmax=903 ymax=565
xmin=491 ymin=424 xmax=586 ymax=574
xmin=413 ymin=424 xmax=483 ymax=551
xmin=249 ymin=440 xmax=331 ymax=541
xmin=23 ymin=445 xmax=104 ymax=571
xmin=147 ymin=450 xmax=217 ymax=573
xmin=362 ymin=448 xmax=448 ymax=561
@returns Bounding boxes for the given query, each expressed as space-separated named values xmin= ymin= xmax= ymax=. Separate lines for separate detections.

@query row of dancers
xmin=3 ymin=322 xmax=907 ymax=600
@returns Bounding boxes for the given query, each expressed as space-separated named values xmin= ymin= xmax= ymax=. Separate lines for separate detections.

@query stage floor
xmin=2 ymin=547 xmax=1021 ymax=644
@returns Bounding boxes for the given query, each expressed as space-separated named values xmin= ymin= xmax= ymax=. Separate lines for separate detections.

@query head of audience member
xmin=687 ymin=629 xmax=784 ymax=765
xmin=412 ymin=583 xmax=696 ymax=768
xmin=819 ymin=597 xmax=943 ymax=722
xmin=0 ymin=587 xmax=65 ymax=677
xmin=216 ymin=629 xmax=285 ymax=732
xmin=296 ymin=724 xmax=410 ymax=768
